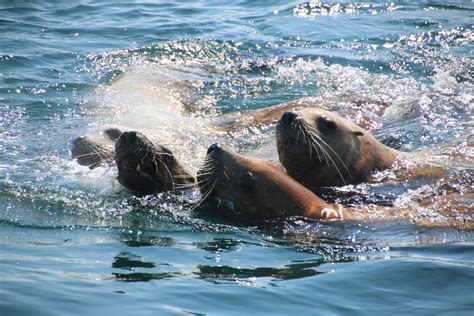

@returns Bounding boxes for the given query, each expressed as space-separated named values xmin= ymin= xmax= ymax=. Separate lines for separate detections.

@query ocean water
xmin=1 ymin=0 xmax=473 ymax=315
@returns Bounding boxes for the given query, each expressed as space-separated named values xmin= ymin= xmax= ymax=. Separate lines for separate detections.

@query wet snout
xmin=207 ymin=143 xmax=222 ymax=155
xmin=198 ymin=143 xmax=225 ymax=180
xmin=279 ymin=111 xmax=298 ymax=126
xmin=115 ymin=131 xmax=144 ymax=168
xmin=117 ymin=131 xmax=139 ymax=148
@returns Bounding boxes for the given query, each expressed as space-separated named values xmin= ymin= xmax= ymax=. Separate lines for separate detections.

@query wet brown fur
xmin=276 ymin=108 xmax=400 ymax=188
xmin=196 ymin=144 xmax=353 ymax=220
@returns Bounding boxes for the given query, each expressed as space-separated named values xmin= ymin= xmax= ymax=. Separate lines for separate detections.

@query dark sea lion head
xmin=115 ymin=131 xmax=195 ymax=195
xmin=72 ymin=136 xmax=114 ymax=169
xmin=71 ymin=127 xmax=126 ymax=169
xmin=196 ymin=143 xmax=339 ymax=219
xmin=276 ymin=108 xmax=398 ymax=188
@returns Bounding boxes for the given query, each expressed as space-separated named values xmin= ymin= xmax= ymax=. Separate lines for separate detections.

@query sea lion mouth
xmin=114 ymin=132 xmax=163 ymax=194
xmin=115 ymin=152 xmax=162 ymax=195
xmin=116 ymin=154 xmax=143 ymax=172
xmin=117 ymin=156 xmax=159 ymax=185
xmin=115 ymin=132 xmax=155 ymax=172
xmin=115 ymin=139 xmax=156 ymax=177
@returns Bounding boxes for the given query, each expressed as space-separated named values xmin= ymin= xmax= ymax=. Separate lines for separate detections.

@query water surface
xmin=1 ymin=1 xmax=473 ymax=315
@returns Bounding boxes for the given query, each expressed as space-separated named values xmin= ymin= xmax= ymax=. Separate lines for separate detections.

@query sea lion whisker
xmin=158 ymin=152 xmax=173 ymax=158
xmin=311 ymin=136 xmax=346 ymax=184
xmin=74 ymin=152 xmax=99 ymax=159
xmin=89 ymin=143 xmax=114 ymax=157
xmin=173 ymin=174 xmax=196 ymax=178
xmin=303 ymin=126 xmax=316 ymax=162
xmin=304 ymin=128 xmax=328 ymax=164
xmin=311 ymin=133 xmax=352 ymax=184
xmin=223 ymin=168 xmax=230 ymax=181
xmin=196 ymin=162 xmax=212 ymax=170
xmin=161 ymin=160 xmax=177 ymax=190
xmin=294 ymin=122 xmax=301 ymax=144
xmin=313 ymin=139 xmax=337 ymax=172
xmin=200 ymin=157 xmax=215 ymax=167
xmin=196 ymin=172 xmax=215 ymax=185
xmin=197 ymin=162 xmax=216 ymax=173
xmin=149 ymin=149 xmax=161 ymax=170
xmin=173 ymin=183 xmax=196 ymax=189
xmin=307 ymin=133 xmax=313 ymax=161
xmin=305 ymin=131 xmax=347 ymax=184
xmin=196 ymin=178 xmax=212 ymax=186
xmin=196 ymin=166 xmax=215 ymax=175
xmin=299 ymin=123 xmax=323 ymax=163
xmin=74 ymin=142 xmax=113 ymax=159
xmin=196 ymin=172 xmax=216 ymax=188
xmin=310 ymin=137 xmax=325 ymax=164
xmin=191 ymin=179 xmax=217 ymax=211
xmin=195 ymin=171 xmax=215 ymax=177
xmin=296 ymin=123 xmax=313 ymax=161
xmin=198 ymin=162 xmax=215 ymax=170
xmin=152 ymin=153 xmax=176 ymax=190
xmin=308 ymin=128 xmax=353 ymax=180
xmin=88 ymin=146 xmax=115 ymax=166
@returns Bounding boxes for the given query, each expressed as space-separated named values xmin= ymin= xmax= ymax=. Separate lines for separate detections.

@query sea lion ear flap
xmin=353 ymin=131 xmax=364 ymax=137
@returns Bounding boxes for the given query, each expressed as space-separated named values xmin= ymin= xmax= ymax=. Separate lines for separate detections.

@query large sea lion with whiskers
xmin=276 ymin=108 xmax=402 ymax=189
xmin=196 ymin=143 xmax=353 ymax=220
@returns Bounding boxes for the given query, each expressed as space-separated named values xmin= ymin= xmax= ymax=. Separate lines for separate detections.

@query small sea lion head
xmin=115 ymin=131 xmax=194 ymax=195
xmin=276 ymin=108 xmax=367 ymax=187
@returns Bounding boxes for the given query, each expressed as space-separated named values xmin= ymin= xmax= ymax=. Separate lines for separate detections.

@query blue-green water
xmin=1 ymin=1 xmax=473 ymax=315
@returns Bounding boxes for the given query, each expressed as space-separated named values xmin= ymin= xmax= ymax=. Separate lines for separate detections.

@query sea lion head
xmin=115 ymin=131 xmax=195 ymax=195
xmin=276 ymin=108 xmax=396 ymax=188
xmin=71 ymin=127 xmax=122 ymax=169
xmin=196 ymin=143 xmax=337 ymax=219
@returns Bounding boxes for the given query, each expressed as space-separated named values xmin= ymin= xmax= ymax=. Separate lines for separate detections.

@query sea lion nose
xmin=281 ymin=111 xmax=297 ymax=125
xmin=207 ymin=143 xmax=221 ymax=155
xmin=120 ymin=131 xmax=138 ymax=144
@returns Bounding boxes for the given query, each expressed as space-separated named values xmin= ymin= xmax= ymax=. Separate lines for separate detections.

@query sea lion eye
xmin=242 ymin=172 xmax=257 ymax=195
xmin=317 ymin=116 xmax=337 ymax=132
xmin=353 ymin=131 xmax=364 ymax=137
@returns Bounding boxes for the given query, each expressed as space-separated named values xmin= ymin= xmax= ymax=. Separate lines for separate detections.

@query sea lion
xmin=114 ymin=131 xmax=195 ymax=195
xmin=71 ymin=126 xmax=122 ymax=169
xmin=70 ymin=100 xmax=388 ymax=197
xmin=276 ymin=108 xmax=401 ymax=189
xmin=196 ymin=143 xmax=353 ymax=220
xmin=211 ymin=95 xmax=387 ymax=134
